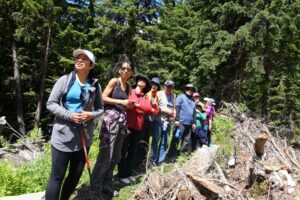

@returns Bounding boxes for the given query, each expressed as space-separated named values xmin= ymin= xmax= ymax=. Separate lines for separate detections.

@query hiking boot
xmin=120 ymin=177 xmax=131 ymax=184
xmin=102 ymin=184 xmax=119 ymax=197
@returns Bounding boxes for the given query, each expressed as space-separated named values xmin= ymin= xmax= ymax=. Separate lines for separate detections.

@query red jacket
xmin=127 ymin=89 xmax=153 ymax=131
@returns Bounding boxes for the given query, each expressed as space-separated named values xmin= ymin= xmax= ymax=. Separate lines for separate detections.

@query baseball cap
xmin=73 ymin=49 xmax=95 ymax=65
xmin=165 ymin=80 xmax=174 ymax=86
xmin=193 ymin=92 xmax=200 ymax=97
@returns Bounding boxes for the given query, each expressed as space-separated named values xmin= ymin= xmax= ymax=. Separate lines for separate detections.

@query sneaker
xmin=120 ymin=177 xmax=131 ymax=184
xmin=128 ymin=176 xmax=136 ymax=183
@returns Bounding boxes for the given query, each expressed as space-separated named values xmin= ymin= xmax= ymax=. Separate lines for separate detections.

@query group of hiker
xmin=45 ymin=49 xmax=216 ymax=200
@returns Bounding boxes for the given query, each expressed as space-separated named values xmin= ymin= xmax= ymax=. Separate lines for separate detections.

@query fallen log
xmin=182 ymin=144 xmax=219 ymax=175
xmin=185 ymin=173 xmax=223 ymax=196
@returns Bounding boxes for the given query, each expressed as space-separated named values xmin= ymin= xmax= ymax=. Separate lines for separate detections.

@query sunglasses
xmin=186 ymin=87 xmax=193 ymax=91
xmin=120 ymin=67 xmax=132 ymax=72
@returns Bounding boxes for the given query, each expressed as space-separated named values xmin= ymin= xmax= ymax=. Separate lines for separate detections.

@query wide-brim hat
xmin=132 ymin=74 xmax=152 ymax=94
xmin=151 ymin=77 xmax=160 ymax=90
xmin=73 ymin=49 xmax=95 ymax=65
xmin=196 ymin=102 xmax=206 ymax=110
xmin=204 ymin=97 xmax=215 ymax=104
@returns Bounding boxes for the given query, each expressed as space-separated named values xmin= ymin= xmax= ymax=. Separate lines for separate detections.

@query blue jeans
xmin=157 ymin=121 xmax=171 ymax=164
xmin=150 ymin=119 xmax=162 ymax=163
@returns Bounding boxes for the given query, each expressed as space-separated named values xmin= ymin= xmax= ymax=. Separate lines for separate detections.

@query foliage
xmin=0 ymin=135 xmax=9 ymax=148
xmin=0 ymin=142 xmax=51 ymax=196
xmin=212 ymin=114 xmax=235 ymax=161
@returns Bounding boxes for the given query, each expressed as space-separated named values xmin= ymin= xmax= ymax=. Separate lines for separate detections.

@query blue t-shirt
xmin=176 ymin=94 xmax=195 ymax=125
xmin=66 ymin=80 xmax=90 ymax=112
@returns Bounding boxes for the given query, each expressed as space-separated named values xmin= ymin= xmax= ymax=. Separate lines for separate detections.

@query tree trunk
xmin=34 ymin=27 xmax=51 ymax=129
xmin=12 ymin=42 xmax=25 ymax=135
xmin=261 ymin=57 xmax=270 ymax=121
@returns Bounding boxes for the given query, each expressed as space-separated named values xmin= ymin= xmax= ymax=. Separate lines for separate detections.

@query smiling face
xmin=75 ymin=54 xmax=93 ymax=73
xmin=119 ymin=62 xmax=133 ymax=80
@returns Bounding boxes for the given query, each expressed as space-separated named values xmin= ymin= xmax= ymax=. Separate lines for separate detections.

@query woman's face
xmin=119 ymin=62 xmax=133 ymax=79
xmin=75 ymin=54 xmax=93 ymax=72
xmin=137 ymin=79 xmax=146 ymax=90
xmin=151 ymin=84 xmax=158 ymax=91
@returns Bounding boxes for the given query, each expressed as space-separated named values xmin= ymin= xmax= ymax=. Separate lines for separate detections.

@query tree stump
xmin=254 ymin=133 xmax=269 ymax=157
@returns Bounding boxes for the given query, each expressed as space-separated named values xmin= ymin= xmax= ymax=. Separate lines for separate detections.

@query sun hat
xmin=132 ymin=74 xmax=152 ymax=94
xmin=73 ymin=49 xmax=95 ymax=65
xmin=196 ymin=102 xmax=205 ymax=110
xmin=151 ymin=77 xmax=160 ymax=90
xmin=204 ymin=97 xmax=211 ymax=102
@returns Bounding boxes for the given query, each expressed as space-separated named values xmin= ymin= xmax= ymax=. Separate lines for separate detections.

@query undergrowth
xmin=212 ymin=114 xmax=235 ymax=166
xmin=0 ymin=113 xmax=236 ymax=198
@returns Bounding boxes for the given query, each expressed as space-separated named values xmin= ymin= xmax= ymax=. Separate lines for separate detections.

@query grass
xmin=0 ymin=112 xmax=236 ymax=198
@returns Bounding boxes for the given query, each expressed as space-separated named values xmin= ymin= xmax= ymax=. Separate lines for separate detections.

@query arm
xmin=175 ymin=95 xmax=182 ymax=121
xmin=46 ymin=75 xmax=73 ymax=121
xmin=157 ymin=91 xmax=173 ymax=115
xmin=102 ymin=78 xmax=133 ymax=108
xmin=140 ymin=96 xmax=154 ymax=114
xmin=92 ymin=83 xmax=104 ymax=118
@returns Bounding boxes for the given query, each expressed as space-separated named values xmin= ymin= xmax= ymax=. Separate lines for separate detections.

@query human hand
xmin=192 ymin=124 xmax=196 ymax=131
xmin=121 ymin=99 xmax=135 ymax=109
xmin=175 ymin=120 xmax=180 ymax=127
xmin=79 ymin=111 xmax=94 ymax=122
xmin=71 ymin=113 xmax=82 ymax=124
xmin=168 ymin=109 xmax=174 ymax=117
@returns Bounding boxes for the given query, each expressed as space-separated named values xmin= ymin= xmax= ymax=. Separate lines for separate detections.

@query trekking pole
xmin=78 ymin=125 xmax=92 ymax=186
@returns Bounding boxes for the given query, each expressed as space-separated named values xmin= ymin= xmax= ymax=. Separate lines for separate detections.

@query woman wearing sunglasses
xmin=91 ymin=55 xmax=135 ymax=198
xmin=45 ymin=49 xmax=104 ymax=200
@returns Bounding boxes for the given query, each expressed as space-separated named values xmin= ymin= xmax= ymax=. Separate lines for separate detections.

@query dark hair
xmin=115 ymin=54 xmax=134 ymax=71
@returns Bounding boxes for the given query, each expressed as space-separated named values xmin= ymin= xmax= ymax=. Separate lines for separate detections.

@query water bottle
xmin=175 ymin=129 xmax=181 ymax=139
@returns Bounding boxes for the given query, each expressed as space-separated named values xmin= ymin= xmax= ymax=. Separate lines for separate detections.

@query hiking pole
xmin=78 ymin=125 xmax=92 ymax=186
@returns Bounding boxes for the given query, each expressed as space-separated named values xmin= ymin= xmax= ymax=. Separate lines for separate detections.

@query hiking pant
xmin=207 ymin=129 xmax=212 ymax=147
xmin=45 ymin=145 xmax=87 ymax=200
xmin=168 ymin=124 xmax=192 ymax=157
xmin=136 ymin=119 xmax=155 ymax=168
xmin=91 ymin=126 xmax=125 ymax=191
xmin=150 ymin=119 xmax=163 ymax=164
xmin=156 ymin=120 xmax=172 ymax=164
xmin=118 ymin=128 xmax=140 ymax=178
xmin=191 ymin=130 xmax=200 ymax=151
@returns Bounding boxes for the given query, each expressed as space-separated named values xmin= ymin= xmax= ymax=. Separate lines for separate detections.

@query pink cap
xmin=193 ymin=92 xmax=200 ymax=97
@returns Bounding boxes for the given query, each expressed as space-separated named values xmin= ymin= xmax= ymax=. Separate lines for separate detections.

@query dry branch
xmin=283 ymin=147 xmax=300 ymax=169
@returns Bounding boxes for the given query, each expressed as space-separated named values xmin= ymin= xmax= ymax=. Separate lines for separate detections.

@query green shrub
xmin=212 ymin=115 xmax=235 ymax=162
xmin=0 ymin=142 xmax=51 ymax=196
